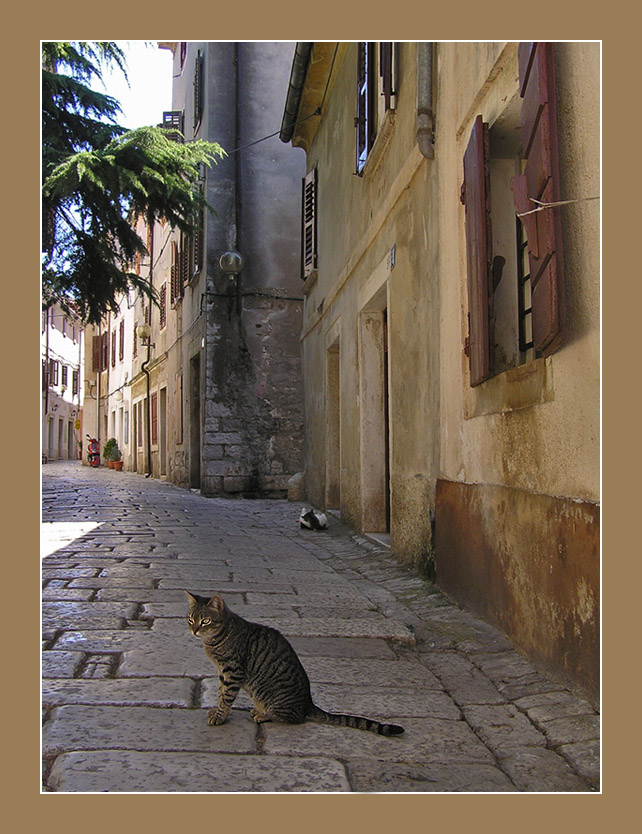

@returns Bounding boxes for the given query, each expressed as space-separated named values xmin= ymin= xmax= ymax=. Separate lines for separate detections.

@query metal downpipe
xmin=417 ymin=43 xmax=435 ymax=158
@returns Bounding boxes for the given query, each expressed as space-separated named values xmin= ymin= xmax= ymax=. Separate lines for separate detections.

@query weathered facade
xmin=88 ymin=42 xmax=306 ymax=495
xmin=281 ymin=42 xmax=600 ymax=701
xmin=41 ymin=303 xmax=84 ymax=462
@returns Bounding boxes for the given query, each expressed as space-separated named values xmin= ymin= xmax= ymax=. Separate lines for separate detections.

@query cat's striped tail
xmin=307 ymin=704 xmax=404 ymax=736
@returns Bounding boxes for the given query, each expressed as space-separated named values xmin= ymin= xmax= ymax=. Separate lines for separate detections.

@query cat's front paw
xmin=207 ymin=708 xmax=229 ymax=726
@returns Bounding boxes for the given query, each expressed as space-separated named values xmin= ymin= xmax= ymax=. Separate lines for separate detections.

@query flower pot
xmin=112 ymin=460 xmax=123 ymax=471
xmin=107 ymin=460 xmax=114 ymax=469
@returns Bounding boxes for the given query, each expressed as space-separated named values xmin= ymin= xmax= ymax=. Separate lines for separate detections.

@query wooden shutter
xmin=511 ymin=42 xmax=565 ymax=356
xmin=461 ymin=115 xmax=493 ymax=386
xmin=111 ymin=330 xmax=116 ymax=367
xmin=379 ymin=43 xmax=398 ymax=111
xmin=159 ymin=284 xmax=167 ymax=329
xmin=193 ymin=50 xmax=204 ymax=131
xmin=162 ymin=110 xmax=184 ymax=143
xmin=119 ymin=320 xmax=125 ymax=361
xmin=301 ymin=168 xmax=317 ymax=280
xmin=92 ymin=335 xmax=101 ymax=373
xmin=193 ymin=205 xmax=204 ymax=276
xmin=101 ymin=331 xmax=109 ymax=371
xmin=151 ymin=392 xmax=158 ymax=445
xmin=356 ymin=42 xmax=376 ymax=173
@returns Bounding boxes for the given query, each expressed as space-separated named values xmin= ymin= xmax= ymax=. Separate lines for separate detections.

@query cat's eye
xmin=201 ymin=618 xmax=212 ymax=625
xmin=187 ymin=616 xmax=194 ymax=624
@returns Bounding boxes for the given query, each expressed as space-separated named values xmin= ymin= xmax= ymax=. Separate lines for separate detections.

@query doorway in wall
xmin=325 ymin=338 xmax=340 ymax=511
xmin=189 ymin=353 xmax=201 ymax=490
xmin=159 ymin=387 xmax=167 ymax=477
xmin=358 ymin=306 xmax=391 ymax=534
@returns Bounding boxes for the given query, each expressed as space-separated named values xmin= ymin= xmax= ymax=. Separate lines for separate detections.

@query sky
xmin=95 ymin=41 xmax=174 ymax=129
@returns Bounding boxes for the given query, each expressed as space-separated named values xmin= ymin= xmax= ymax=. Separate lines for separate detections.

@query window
xmin=101 ymin=331 xmax=109 ymax=371
xmin=461 ymin=42 xmax=565 ymax=387
xmin=193 ymin=49 xmax=204 ymax=132
xmin=61 ymin=365 xmax=68 ymax=387
xmin=162 ymin=110 xmax=184 ymax=143
xmin=49 ymin=359 xmax=59 ymax=386
xmin=133 ymin=324 xmax=138 ymax=359
xmin=180 ymin=42 xmax=187 ymax=71
xmin=119 ymin=319 xmax=125 ymax=361
xmin=356 ymin=42 xmax=398 ymax=174
xmin=171 ymin=241 xmax=183 ymax=304
xmin=159 ymin=283 xmax=167 ymax=329
xmin=301 ymin=167 xmax=317 ymax=280
xmin=72 ymin=369 xmax=79 ymax=396
xmin=111 ymin=329 xmax=117 ymax=367
xmin=176 ymin=373 xmax=184 ymax=445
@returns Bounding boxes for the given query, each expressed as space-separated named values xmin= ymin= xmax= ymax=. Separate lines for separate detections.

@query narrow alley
xmin=41 ymin=461 xmax=599 ymax=792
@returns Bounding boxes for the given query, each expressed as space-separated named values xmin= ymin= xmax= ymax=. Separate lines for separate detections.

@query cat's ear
xmin=184 ymin=591 xmax=198 ymax=607
xmin=208 ymin=594 xmax=226 ymax=613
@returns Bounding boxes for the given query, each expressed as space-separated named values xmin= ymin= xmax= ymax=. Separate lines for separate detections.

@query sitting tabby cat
xmin=185 ymin=591 xmax=404 ymax=736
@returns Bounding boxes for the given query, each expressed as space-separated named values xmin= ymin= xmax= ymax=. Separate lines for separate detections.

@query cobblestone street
xmin=41 ymin=461 xmax=600 ymax=792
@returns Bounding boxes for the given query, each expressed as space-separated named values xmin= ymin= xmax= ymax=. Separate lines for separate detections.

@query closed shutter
xmin=92 ymin=335 xmax=101 ymax=373
xmin=101 ymin=331 xmax=109 ymax=371
xmin=151 ymin=392 xmax=158 ymax=445
xmin=301 ymin=167 xmax=317 ymax=280
xmin=461 ymin=115 xmax=493 ymax=386
xmin=170 ymin=241 xmax=181 ymax=303
xmin=111 ymin=329 xmax=116 ymax=367
xmin=119 ymin=320 xmax=125 ymax=361
xmin=193 ymin=205 xmax=204 ymax=276
xmin=193 ymin=50 xmax=204 ymax=131
xmin=510 ymin=42 xmax=565 ymax=356
xmin=160 ymin=284 xmax=167 ymax=329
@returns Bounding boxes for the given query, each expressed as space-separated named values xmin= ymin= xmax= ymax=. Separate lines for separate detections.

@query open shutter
xmin=511 ymin=42 xmax=565 ymax=356
xmin=461 ymin=115 xmax=493 ymax=386
xmin=301 ymin=167 xmax=317 ymax=280
xmin=193 ymin=50 xmax=204 ymax=131
xmin=379 ymin=43 xmax=397 ymax=111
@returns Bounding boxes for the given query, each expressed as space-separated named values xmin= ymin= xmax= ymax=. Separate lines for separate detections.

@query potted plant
xmin=111 ymin=444 xmax=123 ymax=471
xmin=103 ymin=438 xmax=117 ymax=468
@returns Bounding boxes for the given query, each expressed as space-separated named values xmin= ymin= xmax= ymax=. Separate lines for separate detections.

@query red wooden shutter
xmin=511 ymin=42 xmax=565 ymax=356
xmin=301 ymin=168 xmax=317 ymax=280
xmin=462 ymin=115 xmax=493 ymax=386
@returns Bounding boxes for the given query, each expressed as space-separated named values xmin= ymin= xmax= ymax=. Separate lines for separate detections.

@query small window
xmin=356 ymin=42 xmax=398 ymax=175
xmin=61 ymin=365 xmax=68 ymax=387
xmin=301 ymin=168 xmax=317 ymax=280
xmin=119 ymin=319 xmax=125 ymax=361
xmin=193 ymin=49 xmax=204 ymax=132
xmin=160 ymin=284 xmax=167 ymax=329
xmin=72 ymin=370 xmax=79 ymax=396
xmin=151 ymin=392 xmax=158 ymax=446
xmin=111 ymin=329 xmax=117 ymax=367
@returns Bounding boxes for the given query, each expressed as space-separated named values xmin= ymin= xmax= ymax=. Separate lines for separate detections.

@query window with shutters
xmin=356 ymin=42 xmax=399 ymax=175
xmin=193 ymin=49 xmax=204 ymax=133
xmin=461 ymin=42 xmax=565 ymax=387
xmin=159 ymin=283 xmax=167 ymax=329
xmin=72 ymin=370 xmax=79 ymax=396
xmin=49 ymin=360 xmax=59 ymax=386
xmin=162 ymin=110 xmax=184 ymax=143
xmin=170 ymin=241 xmax=183 ymax=304
xmin=192 ymin=202 xmax=204 ymax=277
xmin=133 ymin=325 xmax=138 ymax=359
xmin=301 ymin=167 xmax=317 ymax=281
xmin=61 ymin=365 xmax=68 ymax=387
xmin=111 ymin=329 xmax=117 ymax=367
xmin=119 ymin=319 xmax=125 ymax=361
xmin=101 ymin=331 xmax=109 ymax=371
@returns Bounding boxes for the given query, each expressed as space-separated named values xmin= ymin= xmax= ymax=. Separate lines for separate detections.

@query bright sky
xmin=96 ymin=41 xmax=174 ymax=129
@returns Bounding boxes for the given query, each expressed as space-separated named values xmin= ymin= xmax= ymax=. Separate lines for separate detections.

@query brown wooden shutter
xmin=159 ymin=284 xmax=167 ymax=329
xmin=111 ymin=330 xmax=116 ymax=367
xmin=379 ymin=43 xmax=397 ymax=111
xmin=193 ymin=50 xmax=204 ymax=131
xmin=462 ymin=115 xmax=493 ymax=386
xmin=151 ymin=392 xmax=158 ymax=445
xmin=162 ymin=110 xmax=184 ymax=143
xmin=301 ymin=168 xmax=317 ymax=280
xmin=511 ymin=42 xmax=565 ymax=356
xmin=119 ymin=320 xmax=125 ymax=361
xmin=92 ymin=335 xmax=101 ymax=373
xmin=101 ymin=331 xmax=109 ymax=371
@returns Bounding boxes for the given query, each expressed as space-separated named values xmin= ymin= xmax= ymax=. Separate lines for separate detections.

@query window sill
xmin=464 ymin=356 xmax=554 ymax=419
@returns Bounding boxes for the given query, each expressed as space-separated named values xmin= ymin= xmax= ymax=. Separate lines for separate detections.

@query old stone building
xmin=86 ymin=42 xmax=306 ymax=496
xmin=280 ymin=42 xmax=600 ymax=701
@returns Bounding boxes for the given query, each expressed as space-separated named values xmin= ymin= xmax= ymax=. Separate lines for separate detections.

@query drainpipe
xmin=417 ymin=43 xmax=435 ymax=159
xmin=279 ymin=43 xmax=313 ymax=143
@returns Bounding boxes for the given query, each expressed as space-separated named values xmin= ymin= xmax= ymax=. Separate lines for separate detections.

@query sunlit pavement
xmin=42 ymin=460 xmax=599 ymax=793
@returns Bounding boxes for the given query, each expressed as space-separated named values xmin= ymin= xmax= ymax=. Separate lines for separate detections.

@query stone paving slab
xmin=43 ymin=651 xmax=85 ymax=679
xmin=42 ymin=677 xmax=195 ymax=708
xmin=43 ymin=705 xmax=258 ymax=756
xmin=498 ymin=747 xmax=591 ymax=792
xmin=47 ymin=751 xmax=352 ymax=792
xmin=262 ymin=716 xmax=495 ymax=765
xmin=462 ymin=704 xmax=547 ymax=754
xmin=301 ymin=657 xmax=441 ymax=688
xmin=344 ymin=760 xmax=515 ymax=792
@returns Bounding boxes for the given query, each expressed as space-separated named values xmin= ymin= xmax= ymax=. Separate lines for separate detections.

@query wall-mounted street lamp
xmin=219 ymin=250 xmax=244 ymax=314
xmin=136 ymin=322 xmax=154 ymax=479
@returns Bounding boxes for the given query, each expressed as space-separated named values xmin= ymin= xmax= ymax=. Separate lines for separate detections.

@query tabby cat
xmin=185 ymin=591 xmax=404 ymax=736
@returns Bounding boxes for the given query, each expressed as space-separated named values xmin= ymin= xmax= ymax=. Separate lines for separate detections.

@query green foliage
xmin=42 ymin=42 xmax=226 ymax=325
